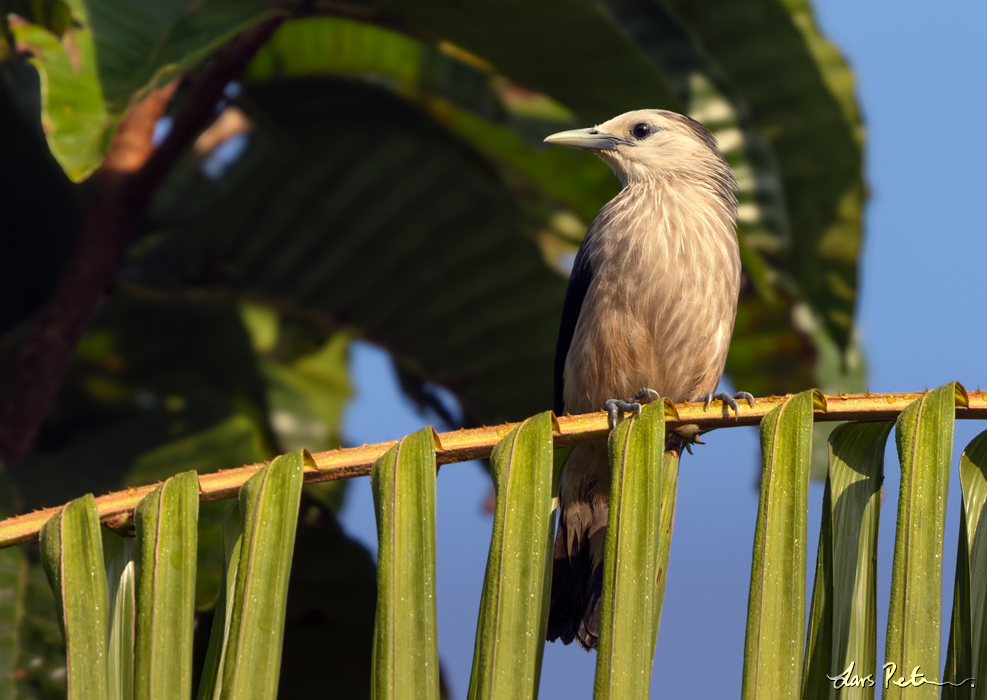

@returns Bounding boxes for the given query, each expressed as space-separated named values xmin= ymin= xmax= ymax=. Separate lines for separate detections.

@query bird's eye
xmin=631 ymin=123 xmax=653 ymax=139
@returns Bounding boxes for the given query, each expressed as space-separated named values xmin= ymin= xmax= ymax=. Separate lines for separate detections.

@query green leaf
xmin=146 ymin=78 xmax=566 ymax=423
xmin=39 ymin=494 xmax=109 ymax=700
xmin=467 ymin=412 xmax=555 ymax=700
xmin=2 ymin=0 xmax=73 ymax=36
xmin=802 ymin=421 xmax=891 ymax=700
xmin=240 ymin=16 xmax=614 ymax=221
xmin=245 ymin=16 xmax=500 ymax=119
xmin=943 ymin=429 xmax=987 ymax=697
xmin=885 ymin=383 xmax=962 ymax=700
xmin=371 ymin=427 xmax=440 ymax=700
xmin=102 ymin=529 xmax=135 ymax=700
xmin=389 ymin=0 xmax=679 ymax=124
xmin=10 ymin=0 xmax=112 ymax=180
xmin=218 ymin=450 xmax=304 ymax=700
xmin=133 ymin=471 xmax=198 ymax=700
xmin=82 ymin=0 xmax=280 ymax=113
xmin=593 ymin=402 xmax=665 ymax=700
xmin=742 ymin=388 xmax=817 ymax=700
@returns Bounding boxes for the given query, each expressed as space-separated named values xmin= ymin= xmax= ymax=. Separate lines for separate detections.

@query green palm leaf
xmin=468 ymin=412 xmax=556 ymax=700
xmin=371 ymin=427 xmax=440 ymax=700
xmin=742 ymin=389 xmax=818 ymax=699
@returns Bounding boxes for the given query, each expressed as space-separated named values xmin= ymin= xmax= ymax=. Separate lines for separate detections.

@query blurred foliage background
xmin=0 ymin=0 xmax=864 ymax=696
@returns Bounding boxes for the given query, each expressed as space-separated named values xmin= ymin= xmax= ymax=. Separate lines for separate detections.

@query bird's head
xmin=544 ymin=109 xmax=730 ymax=189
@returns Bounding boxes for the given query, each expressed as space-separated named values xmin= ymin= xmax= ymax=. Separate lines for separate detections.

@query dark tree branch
xmin=0 ymin=15 xmax=287 ymax=466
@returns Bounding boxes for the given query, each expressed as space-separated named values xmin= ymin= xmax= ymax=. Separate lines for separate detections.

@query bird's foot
xmin=700 ymin=391 xmax=755 ymax=416
xmin=605 ymin=388 xmax=660 ymax=428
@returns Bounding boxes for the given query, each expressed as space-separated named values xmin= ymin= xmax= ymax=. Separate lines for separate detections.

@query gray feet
xmin=605 ymin=388 xmax=660 ymax=428
xmin=700 ymin=390 xmax=755 ymax=416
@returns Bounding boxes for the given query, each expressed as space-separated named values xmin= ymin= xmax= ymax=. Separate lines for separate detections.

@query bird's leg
xmin=604 ymin=388 xmax=660 ymax=428
xmin=700 ymin=391 xmax=756 ymax=416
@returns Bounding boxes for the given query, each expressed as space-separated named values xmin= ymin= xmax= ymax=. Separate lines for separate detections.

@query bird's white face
xmin=544 ymin=109 xmax=724 ymax=186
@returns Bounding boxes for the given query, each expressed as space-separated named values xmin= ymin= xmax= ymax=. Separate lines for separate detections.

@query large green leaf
xmin=133 ymin=471 xmax=198 ymax=700
xmin=245 ymin=16 xmax=501 ymax=119
xmin=943 ymin=429 xmax=987 ymax=697
xmin=9 ymin=0 xmax=112 ymax=180
xmin=224 ymin=452 xmax=304 ymax=700
xmin=240 ymin=17 xmax=610 ymax=219
xmin=802 ymin=421 xmax=891 ymax=700
xmin=742 ymin=389 xmax=817 ymax=699
xmin=142 ymin=78 xmax=566 ymax=423
xmin=467 ymin=412 xmax=555 ymax=700
xmin=39 ymin=494 xmax=109 ymax=700
xmin=81 ymin=0 xmax=279 ymax=113
xmin=388 ymin=0 xmax=679 ymax=124
xmin=594 ymin=402 xmax=665 ymax=700
xmin=885 ymin=383 xmax=962 ymax=700
xmin=216 ymin=450 xmax=304 ymax=700
xmin=371 ymin=427 xmax=440 ymax=700
xmin=0 ymin=0 xmax=73 ymax=38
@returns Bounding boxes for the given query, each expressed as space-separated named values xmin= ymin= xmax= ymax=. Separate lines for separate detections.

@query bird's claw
xmin=631 ymin=388 xmax=660 ymax=404
xmin=605 ymin=399 xmax=640 ymax=428
xmin=605 ymin=387 xmax=660 ymax=428
xmin=701 ymin=391 xmax=755 ymax=416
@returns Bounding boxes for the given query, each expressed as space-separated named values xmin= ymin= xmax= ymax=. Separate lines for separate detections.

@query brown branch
xmin=0 ymin=15 xmax=287 ymax=467
xmin=1 ymin=389 xmax=985 ymax=549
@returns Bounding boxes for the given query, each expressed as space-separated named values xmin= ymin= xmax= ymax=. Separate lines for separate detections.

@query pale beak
xmin=543 ymin=127 xmax=633 ymax=151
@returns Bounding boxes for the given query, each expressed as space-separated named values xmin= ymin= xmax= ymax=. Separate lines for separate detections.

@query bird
xmin=543 ymin=109 xmax=752 ymax=650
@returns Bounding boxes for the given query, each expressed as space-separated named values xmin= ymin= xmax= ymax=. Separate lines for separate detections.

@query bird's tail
xmin=546 ymin=443 xmax=609 ymax=650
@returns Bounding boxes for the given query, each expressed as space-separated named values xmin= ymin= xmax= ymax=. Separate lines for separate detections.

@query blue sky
xmin=337 ymin=1 xmax=987 ymax=697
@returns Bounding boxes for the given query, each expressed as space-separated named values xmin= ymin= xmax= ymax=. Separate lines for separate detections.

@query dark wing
xmin=554 ymin=242 xmax=595 ymax=415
